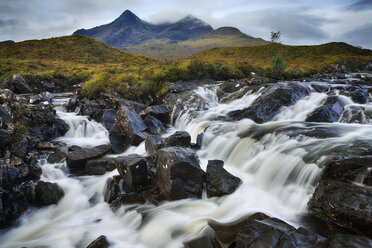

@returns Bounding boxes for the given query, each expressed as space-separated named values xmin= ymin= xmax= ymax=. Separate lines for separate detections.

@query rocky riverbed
xmin=0 ymin=72 xmax=372 ymax=247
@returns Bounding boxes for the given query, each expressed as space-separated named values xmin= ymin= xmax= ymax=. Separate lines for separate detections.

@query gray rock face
xmin=35 ymin=181 xmax=64 ymax=206
xmin=227 ymin=83 xmax=311 ymax=123
xmin=206 ymin=160 xmax=241 ymax=197
xmin=0 ymin=106 xmax=13 ymax=128
xmin=108 ymin=124 xmax=128 ymax=154
xmin=0 ymin=129 xmax=11 ymax=148
xmin=145 ymin=135 xmax=163 ymax=156
xmin=1 ymin=75 xmax=33 ymax=94
xmin=140 ymin=105 xmax=170 ymax=124
xmin=103 ymin=109 xmax=116 ymax=130
xmin=116 ymin=154 xmax=151 ymax=192
xmin=86 ymin=158 xmax=116 ymax=175
xmin=54 ymin=118 xmax=69 ymax=137
xmin=66 ymin=145 xmax=111 ymax=169
xmin=144 ymin=115 xmax=165 ymax=135
xmin=155 ymin=147 xmax=204 ymax=200
xmin=162 ymin=131 xmax=191 ymax=148
xmin=306 ymin=96 xmax=344 ymax=123
xmin=103 ymin=177 xmax=121 ymax=204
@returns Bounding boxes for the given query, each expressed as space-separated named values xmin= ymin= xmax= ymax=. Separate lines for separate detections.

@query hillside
xmin=74 ymin=10 xmax=267 ymax=59
xmin=187 ymin=42 xmax=372 ymax=72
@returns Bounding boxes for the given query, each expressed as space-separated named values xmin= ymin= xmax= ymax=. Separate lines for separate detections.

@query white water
xmin=1 ymin=82 xmax=372 ymax=248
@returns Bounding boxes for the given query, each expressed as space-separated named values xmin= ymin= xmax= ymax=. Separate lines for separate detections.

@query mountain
xmin=186 ymin=42 xmax=372 ymax=72
xmin=74 ymin=10 xmax=267 ymax=59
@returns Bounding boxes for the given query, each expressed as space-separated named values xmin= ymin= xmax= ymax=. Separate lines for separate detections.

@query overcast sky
xmin=1 ymin=0 xmax=372 ymax=48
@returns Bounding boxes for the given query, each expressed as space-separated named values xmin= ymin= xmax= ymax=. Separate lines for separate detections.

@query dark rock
xmin=340 ymin=106 xmax=366 ymax=124
xmin=227 ymin=83 xmax=311 ymax=123
xmin=79 ymin=99 xmax=103 ymax=121
xmin=1 ymin=75 xmax=33 ymax=94
xmin=103 ymin=177 xmax=121 ymax=204
xmin=35 ymin=181 xmax=64 ymax=206
xmin=47 ymin=152 xmax=66 ymax=163
xmin=206 ymin=160 xmax=241 ymax=197
xmin=86 ymin=158 xmax=116 ymax=175
xmin=191 ymin=133 xmax=204 ymax=149
xmin=29 ymin=92 xmax=53 ymax=104
xmin=349 ymin=88 xmax=369 ymax=104
xmin=184 ymin=235 xmax=216 ymax=248
xmin=54 ymin=118 xmax=69 ymax=137
xmin=145 ymin=135 xmax=163 ymax=156
xmin=40 ymin=81 xmax=57 ymax=92
xmin=67 ymin=94 xmax=80 ymax=112
xmin=140 ymin=105 xmax=170 ymax=124
xmin=308 ymin=179 xmax=372 ymax=238
xmin=306 ymin=96 xmax=344 ymax=123
xmin=119 ymin=100 xmax=147 ymax=114
xmin=115 ymin=106 xmax=148 ymax=146
xmin=86 ymin=235 xmax=110 ymax=248
xmin=0 ymin=129 xmax=11 ymax=148
xmin=144 ymin=115 xmax=165 ymax=135
xmin=0 ymin=106 xmax=13 ymax=128
xmin=103 ymin=109 xmax=116 ymax=130
xmin=116 ymin=154 xmax=151 ymax=192
xmin=155 ymin=147 xmax=204 ymax=200
xmin=162 ymin=131 xmax=191 ymax=148
xmin=31 ymin=103 xmax=55 ymax=123
xmin=110 ymin=193 xmax=146 ymax=211
xmin=11 ymin=137 xmax=28 ymax=159
xmin=37 ymin=142 xmax=54 ymax=150
xmin=66 ymin=144 xmax=111 ymax=169
xmin=108 ymin=124 xmax=128 ymax=154
xmin=324 ymin=234 xmax=372 ymax=248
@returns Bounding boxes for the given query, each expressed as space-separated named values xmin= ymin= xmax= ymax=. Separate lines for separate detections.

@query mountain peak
xmin=178 ymin=15 xmax=210 ymax=27
xmin=115 ymin=10 xmax=142 ymax=25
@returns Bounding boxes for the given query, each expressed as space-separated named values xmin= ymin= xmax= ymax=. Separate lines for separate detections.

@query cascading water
xmin=1 ymin=79 xmax=372 ymax=248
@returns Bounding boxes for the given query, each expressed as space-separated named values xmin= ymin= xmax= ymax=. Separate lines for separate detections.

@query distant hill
xmin=187 ymin=42 xmax=372 ymax=71
xmin=74 ymin=10 xmax=267 ymax=59
xmin=0 ymin=35 xmax=155 ymax=65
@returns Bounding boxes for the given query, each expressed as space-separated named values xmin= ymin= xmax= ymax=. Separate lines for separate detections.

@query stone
xmin=66 ymin=144 xmax=111 ymax=169
xmin=103 ymin=177 xmax=121 ymax=204
xmin=54 ymin=118 xmax=69 ymax=137
xmin=140 ymin=105 xmax=170 ymax=123
xmin=323 ymin=234 xmax=372 ymax=248
xmin=0 ymin=129 xmax=11 ymax=148
xmin=108 ymin=124 xmax=129 ymax=154
xmin=206 ymin=160 xmax=241 ymax=197
xmin=144 ymin=115 xmax=165 ymax=135
xmin=155 ymin=147 xmax=204 ymax=200
xmin=35 ymin=181 xmax=64 ymax=206
xmin=47 ymin=152 xmax=66 ymax=163
xmin=103 ymin=109 xmax=116 ymax=130
xmin=1 ymin=75 xmax=33 ymax=94
xmin=145 ymin=135 xmax=163 ymax=156
xmin=0 ymin=106 xmax=13 ymax=128
xmin=184 ymin=235 xmax=216 ymax=248
xmin=86 ymin=158 xmax=116 ymax=175
xmin=109 ymin=193 xmax=146 ymax=211
xmin=306 ymin=96 xmax=344 ymax=123
xmin=86 ymin=235 xmax=110 ymax=248
xmin=116 ymin=154 xmax=151 ymax=192
xmin=162 ymin=131 xmax=191 ymax=148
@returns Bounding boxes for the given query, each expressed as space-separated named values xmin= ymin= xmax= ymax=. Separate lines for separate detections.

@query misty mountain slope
xmin=74 ymin=10 xmax=267 ymax=59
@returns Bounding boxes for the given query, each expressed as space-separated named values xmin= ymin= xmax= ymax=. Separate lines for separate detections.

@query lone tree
xmin=270 ymin=31 xmax=286 ymax=75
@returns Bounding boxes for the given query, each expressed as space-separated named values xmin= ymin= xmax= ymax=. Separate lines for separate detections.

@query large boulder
xmin=144 ymin=115 xmax=165 ymax=135
xmin=155 ymin=147 xmax=204 ymax=200
xmin=116 ymin=154 xmax=151 ymax=192
xmin=227 ymin=83 xmax=311 ymax=123
xmin=35 ymin=181 xmax=64 ymax=206
xmin=103 ymin=109 xmax=116 ymax=130
xmin=86 ymin=158 xmax=116 ymax=175
xmin=66 ymin=145 xmax=111 ymax=169
xmin=145 ymin=135 xmax=163 ymax=156
xmin=1 ymin=75 xmax=33 ymax=94
xmin=114 ymin=106 xmax=148 ymax=146
xmin=108 ymin=124 xmax=128 ymax=154
xmin=305 ymin=96 xmax=344 ymax=123
xmin=140 ymin=105 xmax=170 ymax=124
xmin=54 ymin=118 xmax=69 ymax=137
xmin=162 ymin=131 xmax=191 ymax=148
xmin=119 ymin=100 xmax=147 ymax=114
xmin=206 ymin=160 xmax=241 ymax=197
xmin=79 ymin=99 xmax=103 ymax=121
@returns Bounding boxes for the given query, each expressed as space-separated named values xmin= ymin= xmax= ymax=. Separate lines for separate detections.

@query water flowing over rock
xmin=35 ymin=181 xmax=64 ymax=206
xmin=305 ymin=96 xmax=344 ymax=123
xmin=155 ymin=147 xmax=204 ymax=200
xmin=227 ymin=83 xmax=311 ymax=123
xmin=86 ymin=235 xmax=110 ymax=248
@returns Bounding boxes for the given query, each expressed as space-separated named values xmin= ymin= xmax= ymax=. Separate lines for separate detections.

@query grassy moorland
xmin=1 ymin=35 xmax=371 ymax=101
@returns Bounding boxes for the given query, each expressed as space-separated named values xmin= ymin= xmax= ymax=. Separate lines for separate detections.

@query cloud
xmin=346 ymin=0 xmax=372 ymax=11
xmin=338 ymin=23 xmax=372 ymax=48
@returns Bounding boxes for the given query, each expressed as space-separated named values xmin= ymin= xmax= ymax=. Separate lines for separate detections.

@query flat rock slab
xmin=66 ymin=144 xmax=111 ymax=169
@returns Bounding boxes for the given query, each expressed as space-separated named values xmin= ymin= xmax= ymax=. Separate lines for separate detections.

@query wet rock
xmin=31 ymin=102 xmax=56 ymax=123
xmin=191 ymin=133 xmax=204 ymax=149
xmin=144 ymin=115 xmax=165 ymax=135
xmin=0 ymin=106 xmax=13 ymax=128
xmin=206 ymin=160 xmax=241 ymax=197
xmin=54 ymin=118 xmax=69 ymax=137
xmin=340 ymin=106 xmax=366 ymax=124
xmin=306 ymin=96 xmax=344 ymax=123
xmin=35 ymin=181 xmax=64 ymax=206
xmin=308 ymin=179 xmax=372 ymax=238
xmin=86 ymin=235 xmax=110 ymax=248
xmin=155 ymin=147 xmax=204 ymax=200
xmin=47 ymin=152 xmax=66 ymax=163
xmin=228 ymin=83 xmax=311 ymax=123
xmin=40 ymin=81 xmax=57 ymax=92
xmin=184 ymin=235 xmax=216 ymax=248
xmin=103 ymin=109 xmax=116 ymax=130
xmin=1 ymin=75 xmax=33 ymax=94
xmin=37 ymin=142 xmax=54 ymax=150
xmin=162 ymin=131 xmax=191 ymax=148
xmin=66 ymin=144 xmax=111 ymax=169
xmin=79 ymin=99 xmax=103 ymax=121
xmin=349 ymin=88 xmax=369 ymax=104
xmin=29 ymin=92 xmax=53 ymax=104
xmin=119 ymin=100 xmax=147 ymax=114
xmin=0 ymin=129 xmax=11 ymax=148
xmin=109 ymin=193 xmax=146 ymax=211
xmin=145 ymin=135 xmax=163 ymax=156
xmin=140 ymin=105 xmax=170 ymax=124
xmin=324 ymin=234 xmax=372 ymax=248
xmin=108 ymin=124 xmax=128 ymax=154
xmin=67 ymin=94 xmax=80 ymax=112
xmin=116 ymin=154 xmax=151 ymax=192
xmin=115 ymin=106 xmax=148 ymax=146
xmin=103 ymin=177 xmax=121 ymax=204
xmin=86 ymin=158 xmax=116 ymax=175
